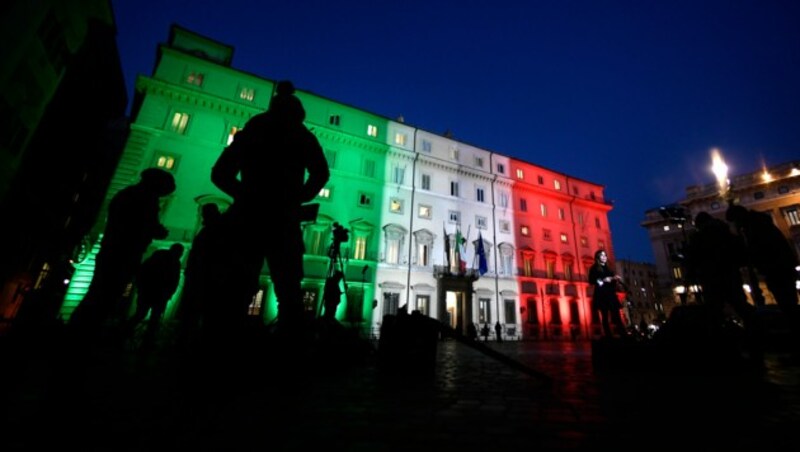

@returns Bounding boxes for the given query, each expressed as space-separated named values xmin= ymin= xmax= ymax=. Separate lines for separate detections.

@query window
xmin=304 ymin=222 xmax=330 ymax=256
xmin=476 ymin=215 xmax=487 ymax=229
xmin=450 ymin=146 xmax=460 ymax=161
xmin=363 ymin=159 xmax=375 ymax=178
xmin=710 ymin=201 xmax=720 ymax=210
xmin=393 ymin=166 xmax=405 ymax=184
xmin=778 ymin=186 xmax=789 ymax=194
xmin=537 ymin=175 xmax=544 ymax=185
xmin=318 ymin=187 xmax=332 ymax=200
xmin=754 ymin=191 xmax=765 ymax=200
xmin=595 ymin=217 xmax=601 ymax=228
xmin=546 ymin=260 xmax=555 ymax=279
xmin=358 ymin=192 xmax=373 ymax=208
xmin=239 ymin=86 xmax=255 ymax=101
xmin=504 ymin=299 xmax=517 ymax=324
xmin=416 ymin=295 xmax=430 ymax=315
xmin=540 ymin=203 xmax=547 ymax=217
xmin=383 ymin=224 xmax=406 ymax=265
xmin=169 ymin=112 xmax=190 ymax=134
xmin=543 ymin=229 xmax=552 ymax=241
xmin=784 ymin=206 xmax=800 ymax=226
xmin=414 ymin=229 xmax=434 ymax=267
xmin=421 ymin=174 xmax=431 ymax=190
xmin=226 ymin=125 xmax=241 ymax=145
xmin=520 ymin=198 xmax=528 ymax=212
xmin=418 ymin=204 xmax=432 ymax=219
xmin=324 ymin=150 xmax=337 ymax=169
xmin=499 ymin=192 xmax=509 ymax=208
xmin=558 ymin=208 xmax=565 ymax=220
xmin=520 ymin=225 xmax=530 ymax=236
xmin=523 ymin=254 xmax=533 ymax=277
xmin=153 ymin=152 xmax=179 ymax=172
xmin=421 ymin=140 xmax=432 ymax=153
xmin=353 ymin=235 xmax=367 ymax=260
xmin=448 ymin=210 xmax=461 ymax=224
xmin=499 ymin=220 xmax=510 ymax=233
xmin=516 ymin=168 xmax=524 ymax=179
xmin=564 ymin=262 xmax=573 ymax=281
xmin=572 ymin=186 xmax=580 ymax=196
xmin=497 ymin=163 xmax=505 ymax=174
xmin=389 ymin=198 xmax=404 ymax=214
xmin=577 ymin=213 xmax=585 ymax=226
xmin=450 ymin=181 xmax=460 ymax=197
xmin=474 ymin=156 xmax=484 ymax=168
xmin=598 ymin=239 xmax=605 ymax=249
xmin=383 ymin=292 xmax=400 ymax=316
xmin=580 ymin=236 xmax=588 ymax=247
xmin=367 ymin=124 xmax=378 ymax=137
xmin=329 ymin=114 xmax=341 ymax=126
xmin=554 ymin=180 xmax=561 ymax=190
xmin=476 ymin=187 xmax=485 ymax=202
xmin=394 ymin=132 xmax=407 ymax=146
xmin=560 ymin=233 xmax=568 ymax=244
xmin=479 ymin=298 xmax=491 ymax=324
xmin=499 ymin=244 xmax=514 ymax=275
xmin=186 ymin=72 xmax=204 ymax=86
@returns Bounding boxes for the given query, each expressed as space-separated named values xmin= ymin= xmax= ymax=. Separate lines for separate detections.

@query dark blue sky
xmin=112 ymin=0 xmax=800 ymax=263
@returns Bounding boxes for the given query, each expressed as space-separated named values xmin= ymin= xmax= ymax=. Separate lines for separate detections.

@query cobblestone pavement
xmin=2 ymin=330 xmax=799 ymax=451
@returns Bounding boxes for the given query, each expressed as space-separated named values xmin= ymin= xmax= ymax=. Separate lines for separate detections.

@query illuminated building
xmin=56 ymin=24 xmax=616 ymax=340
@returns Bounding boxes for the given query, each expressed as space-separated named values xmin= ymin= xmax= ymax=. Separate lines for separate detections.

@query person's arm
xmin=211 ymin=144 xmax=243 ymax=200
xmin=299 ymin=133 xmax=330 ymax=203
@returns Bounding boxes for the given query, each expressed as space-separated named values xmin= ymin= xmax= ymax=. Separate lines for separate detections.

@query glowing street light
xmin=710 ymin=148 xmax=729 ymax=198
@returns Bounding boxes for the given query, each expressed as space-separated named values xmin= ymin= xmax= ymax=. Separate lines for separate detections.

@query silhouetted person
xmin=467 ymin=322 xmax=478 ymax=341
xmin=589 ymin=249 xmax=626 ymax=339
xmin=69 ymin=168 xmax=175 ymax=340
xmin=481 ymin=323 xmax=490 ymax=342
xmin=726 ymin=204 xmax=800 ymax=353
xmin=211 ymin=80 xmax=329 ymax=338
xmin=495 ymin=321 xmax=503 ymax=342
xmin=685 ymin=211 xmax=762 ymax=359
xmin=124 ymin=243 xmax=184 ymax=345
xmin=175 ymin=203 xmax=224 ymax=346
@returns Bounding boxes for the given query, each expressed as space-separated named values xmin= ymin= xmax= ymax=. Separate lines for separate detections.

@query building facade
xmin=642 ymin=159 xmax=800 ymax=315
xmin=58 ymin=25 xmax=618 ymax=341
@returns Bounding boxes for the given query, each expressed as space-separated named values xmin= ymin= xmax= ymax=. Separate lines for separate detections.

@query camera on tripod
xmin=332 ymin=222 xmax=349 ymax=245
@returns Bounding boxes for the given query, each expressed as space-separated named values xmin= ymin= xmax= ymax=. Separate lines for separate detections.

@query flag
xmin=456 ymin=228 xmax=467 ymax=273
xmin=476 ymin=231 xmax=488 ymax=276
xmin=443 ymin=224 xmax=451 ymax=269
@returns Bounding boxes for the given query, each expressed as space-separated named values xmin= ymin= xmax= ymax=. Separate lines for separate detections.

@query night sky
xmin=112 ymin=0 xmax=800 ymax=263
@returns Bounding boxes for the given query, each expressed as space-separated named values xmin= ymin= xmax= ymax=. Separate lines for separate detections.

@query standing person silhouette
xmin=69 ymin=168 xmax=175 ymax=340
xmin=124 ymin=243 xmax=184 ymax=347
xmin=211 ymin=80 xmax=329 ymax=340
xmin=726 ymin=204 xmax=800 ymax=356
xmin=481 ymin=323 xmax=490 ymax=342
xmin=589 ymin=249 xmax=626 ymax=339
xmin=495 ymin=321 xmax=503 ymax=342
xmin=175 ymin=203 xmax=223 ymax=347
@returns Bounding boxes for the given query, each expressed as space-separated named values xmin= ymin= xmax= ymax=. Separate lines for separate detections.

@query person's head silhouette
xmin=269 ymin=80 xmax=305 ymax=123
xmin=140 ymin=168 xmax=176 ymax=196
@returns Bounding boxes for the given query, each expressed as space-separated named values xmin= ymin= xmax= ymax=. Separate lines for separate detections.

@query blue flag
xmin=476 ymin=231 xmax=488 ymax=276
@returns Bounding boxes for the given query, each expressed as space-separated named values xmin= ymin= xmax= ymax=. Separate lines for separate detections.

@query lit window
xmin=516 ymin=168 xmax=524 ymax=179
xmin=540 ymin=203 xmax=547 ymax=217
xmin=784 ymin=207 xmax=800 ymax=226
xmin=186 ymin=72 xmax=204 ymax=86
xmin=418 ymin=204 xmax=432 ymax=219
xmin=554 ymin=180 xmax=561 ymax=190
xmin=558 ymin=208 xmax=565 ymax=220
xmin=367 ymin=124 xmax=378 ymax=137
xmin=353 ymin=236 xmax=367 ymax=260
xmin=227 ymin=125 xmax=240 ymax=145
xmin=663 ymin=225 xmax=671 ymax=231
xmin=523 ymin=255 xmax=533 ymax=277
xmin=390 ymin=198 xmax=404 ymax=214
xmin=170 ymin=112 xmax=190 ymax=134
xmin=156 ymin=154 xmax=176 ymax=171
xmin=546 ymin=260 xmax=555 ymax=279
xmin=318 ymin=187 xmax=332 ymax=200
xmin=521 ymin=225 xmax=530 ymax=236
xmin=580 ymin=236 xmax=588 ymax=247
xmin=394 ymin=132 xmax=407 ymax=146
xmin=239 ymin=86 xmax=255 ymax=101
xmin=450 ymin=146 xmax=459 ymax=161
xmin=560 ymin=233 xmax=568 ymax=243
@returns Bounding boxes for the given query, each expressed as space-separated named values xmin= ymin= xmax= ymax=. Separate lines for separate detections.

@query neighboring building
xmin=0 ymin=0 xmax=127 ymax=331
xmin=58 ymin=25 xmax=617 ymax=341
xmin=616 ymin=259 xmax=665 ymax=328
xmin=642 ymin=159 xmax=800 ymax=315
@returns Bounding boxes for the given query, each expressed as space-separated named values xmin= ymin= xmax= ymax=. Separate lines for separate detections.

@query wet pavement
xmin=2 ymin=326 xmax=799 ymax=451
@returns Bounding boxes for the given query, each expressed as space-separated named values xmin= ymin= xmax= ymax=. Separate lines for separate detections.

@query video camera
xmin=332 ymin=222 xmax=349 ymax=245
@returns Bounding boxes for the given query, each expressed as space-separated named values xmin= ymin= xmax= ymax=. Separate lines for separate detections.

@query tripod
xmin=320 ymin=225 xmax=348 ymax=321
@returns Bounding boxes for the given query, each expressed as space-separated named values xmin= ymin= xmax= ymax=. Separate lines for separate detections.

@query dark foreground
xmin=1 ymin=322 xmax=798 ymax=451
